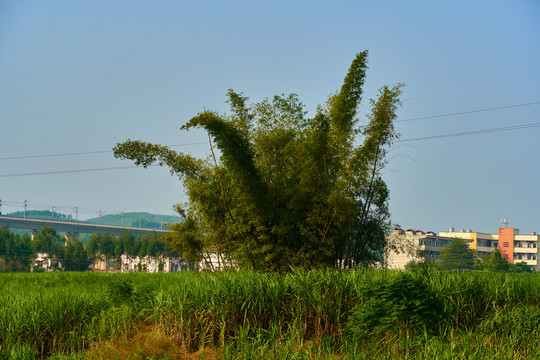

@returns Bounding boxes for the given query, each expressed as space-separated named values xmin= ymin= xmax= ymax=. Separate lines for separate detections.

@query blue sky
xmin=1 ymin=1 xmax=539 ymax=233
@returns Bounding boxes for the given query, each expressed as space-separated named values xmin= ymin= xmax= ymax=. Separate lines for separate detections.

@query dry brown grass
xmin=83 ymin=323 xmax=221 ymax=360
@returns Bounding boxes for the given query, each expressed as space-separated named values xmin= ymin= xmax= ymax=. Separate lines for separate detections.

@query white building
xmin=198 ymin=247 xmax=236 ymax=271
xmin=120 ymin=254 xmax=189 ymax=272
xmin=91 ymin=256 xmax=119 ymax=272
xmin=385 ymin=228 xmax=465 ymax=269
xmin=33 ymin=252 xmax=62 ymax=271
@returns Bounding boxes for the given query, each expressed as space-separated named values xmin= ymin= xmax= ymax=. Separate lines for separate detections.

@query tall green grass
xmin=1 ymin=270 xmax=540 ymax=359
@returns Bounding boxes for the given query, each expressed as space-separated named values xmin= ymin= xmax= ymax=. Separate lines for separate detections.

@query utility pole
xmin=24 ymin=200 xmax=28 ymax=219
xmin=0 ymin=199 xmax=2 ymax=215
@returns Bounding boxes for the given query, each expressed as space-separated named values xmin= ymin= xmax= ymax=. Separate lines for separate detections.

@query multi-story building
xmin=32 ymin=252 xmax=62 ymax=271
xmin=120 ymin=254 xmax=189 ymax=272
xmin=385 ymin=228 xmax=458 ymax=269
xmin=386 ymin=227 xmax=540 ymax=270
xmin=198 ymin=247 xmax=236 ymax=271
xmin=90 ymin=254 xmax=189 ymax=272
xmin=439 ymin=227 xmax=540 ymax=269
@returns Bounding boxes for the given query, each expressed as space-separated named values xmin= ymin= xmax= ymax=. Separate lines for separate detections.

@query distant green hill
xmin=84 ymin=212 xmax=181 ymax=230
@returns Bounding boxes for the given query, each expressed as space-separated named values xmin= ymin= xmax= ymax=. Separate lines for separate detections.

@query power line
xmin=0 ymin=149 xmax=112 ymax=160
xmin=0 ymin=142 xmax=208 ymax=161
xmin=1 ymin=122 xmax=539 ymax=177
xmin=395 ymin=122 xmax=540 ymax=143
xmin=0 ymin=165 xmax=145 ymax=178
xmin=2 ymin=101 xmax=539 ymax=161
xmin=397 ymin=101 xmax=540 ymax=123
xmin=1 ymin=105 xmax=540 ymax=177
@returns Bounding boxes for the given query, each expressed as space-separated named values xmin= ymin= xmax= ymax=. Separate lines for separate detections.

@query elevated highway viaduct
xmin=0 ymin=215 xmax=167 ymax=238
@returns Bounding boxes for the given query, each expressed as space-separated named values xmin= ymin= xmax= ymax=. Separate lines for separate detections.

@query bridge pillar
xmin=30 ymin=230 xmax=39 ymax=240
xmin=64 ymin=232 xmax=79 ymax=243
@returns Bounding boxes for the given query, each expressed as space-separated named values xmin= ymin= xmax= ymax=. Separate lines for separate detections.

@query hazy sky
xmin=1 ymin=1 xmax=539 ymax=234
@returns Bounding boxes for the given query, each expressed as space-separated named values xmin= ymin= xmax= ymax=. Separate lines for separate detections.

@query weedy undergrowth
xmin=343 ymin=272 xmax=445 ymax=342
xmin=2 ymin=270 xmax=540 ymax=359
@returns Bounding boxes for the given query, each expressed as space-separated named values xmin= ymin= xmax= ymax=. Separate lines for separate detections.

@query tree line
xmin=0 ymin=226 xmax=176 ymax=272
xmin=7 ymin=210 xmax=74 ymax=220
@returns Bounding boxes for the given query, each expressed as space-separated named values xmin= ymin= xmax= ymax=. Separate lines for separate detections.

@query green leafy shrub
xmin=106 ymin=277 xmax=134 ymax=305
xmin=404 ymin=259 xmax=437 ymax=273
xmin=344 ymin=272 xmax=445 ymax=342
